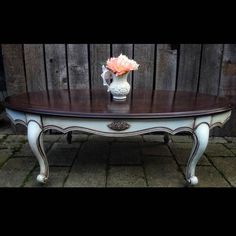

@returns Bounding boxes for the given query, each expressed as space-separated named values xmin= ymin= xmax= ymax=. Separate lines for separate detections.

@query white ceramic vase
xmin=109 ymin=73 xmax=131 ymax=100
xmin=102 ymin=67 xmax=131 ymax=100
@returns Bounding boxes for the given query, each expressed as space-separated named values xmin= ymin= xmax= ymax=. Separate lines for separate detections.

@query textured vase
xmin=109 ymin=73 xmax=131 ymax=100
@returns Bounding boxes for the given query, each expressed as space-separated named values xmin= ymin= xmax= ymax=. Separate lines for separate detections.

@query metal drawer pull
xmin=107 ymin=121 xmax=130 ymax=131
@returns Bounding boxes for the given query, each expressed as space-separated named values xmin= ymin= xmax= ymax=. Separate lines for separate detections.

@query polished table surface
xmin=4 ymin=89 xmax=233 ymax=118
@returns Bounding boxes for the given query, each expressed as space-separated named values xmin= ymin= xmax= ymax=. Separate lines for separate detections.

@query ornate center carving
xmin=107 ymin=120 xmax=130 ymax=131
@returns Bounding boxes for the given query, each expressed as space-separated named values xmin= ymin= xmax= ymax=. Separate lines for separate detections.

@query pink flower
xmin=106 ymin=54 xmax=139 ymax=76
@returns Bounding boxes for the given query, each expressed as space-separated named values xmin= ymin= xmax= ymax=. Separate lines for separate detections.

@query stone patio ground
xmin=1 ymin=114 xmax=236 ymax=187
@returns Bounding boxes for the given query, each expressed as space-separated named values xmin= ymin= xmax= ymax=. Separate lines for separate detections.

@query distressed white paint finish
xmin=186 ymin=123 xmax=210 ymax=185
xmin=194 ymin=115 xmax=212 ymax=127
xmin=211 ymin=110 xmax=231 ymax=128
xmin=42 ymin=116 xmax=194 ymax=135
xmin=27 ymin=120 xmax=49 ymax=183
xmin=5 ymin=108 xmax=27 ymax=126
xmin=5 ymin=108 xmax=232 ymax=185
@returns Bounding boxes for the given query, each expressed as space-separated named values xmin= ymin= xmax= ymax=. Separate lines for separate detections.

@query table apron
xmin=5 ymin=108 xmax=232 ymax=137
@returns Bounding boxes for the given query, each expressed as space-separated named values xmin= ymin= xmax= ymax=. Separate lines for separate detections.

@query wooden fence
xmin=1 ymin=44 xmax=236 ymax=136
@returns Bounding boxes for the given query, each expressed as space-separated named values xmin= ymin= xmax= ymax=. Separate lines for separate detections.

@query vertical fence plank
xmin=219 ymin=44 xmax=236 ymax=96
xmin=112 ymin=44 xmax=133 ymax=57
xmin=90 ymin=44 xmax=110 ymax=90
xmin=24 ymin=44 xmax=46 ymax=92
xmin=67 ymin=44 xmax=90 ymax=89
xmin=155 ymin=44 xmax=177 ymax=90
xmin=0 ymin=91 xmax=7 ymax=101
xmin=45 ymin=44 xmax=68 ymax=90
xmin=198 ymin=44 xmax=224 ymax=95
xmin=177 ymin=44 xmax=202 ymax=92
xmin=133 ymin=44 xmax=155 ymax=89
xmin=1 ymin=44 xmax=27 ymax=96
xmin=214 ymin=44 xmax=236 ymax=137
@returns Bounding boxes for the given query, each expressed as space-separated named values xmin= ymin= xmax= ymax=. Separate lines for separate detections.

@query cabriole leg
xmin=186 ymin=123 xmax=209 ymax=185
xmin=27 ymin=121 xmax=49 ymax=183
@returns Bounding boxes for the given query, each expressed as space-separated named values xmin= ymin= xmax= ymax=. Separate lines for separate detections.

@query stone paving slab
xmin=0 ymin=135 xmax=26 ymax=151
xmin=188 ymin=166 xmax=230 ymax=187
xmin=43 ymin=134 xmax=61 ymax=143
xmin=88 ymin=135 xmax=115 ymax=142
xmin=107 ymin=166 xmax=146 ymax=187
xmin=144 ymin=156 xmax=185 ymax=187
xmin=64 ymin=163 xmax=107 ymax=187
xmin=143 ymin=134 xmax=164 ymax=143
xmin=169 ymin=143 xmax=210 ymax=165
xmin=4 ymin=134 xmax=27 ymax=143
xmin=0 ymin=134 xmax=7 ymax=142
xmin=0 ymin=157 xmax=36 ymax=187
xmin=65 ymin=154 xmax=107 ymax=187
xmin=115 ymin=136 xmax=143 ymax=142
xmin=64 ymin=141 xmax=109 ymax=187
xmin=0 ymin=127 xmax=15 ymax=135
xmin=78 ymin=141 xmax=109 ymax=162
xmin=0 ymin=149 xmax=13 ymax=167
xmin=110 ymin=142 xmax=142 ymax=165
xmin=13 ymin=142 xmax=52 ymax=157
xmin=210 ymin=157 xmax=236 ymax=187
xmin=175 ymin=151 xmax=210 ymax=166
xmin=230 ymin=149 xmax=236 ymax=156
xmin=209 ymin=137 xmax=228 ymax=143
xmin=223 ymin=143 xmax=236 ymax=149
xmin=225 ymin=137 xmax=236 ymax=143
xmin=47 ymin=142 xmax=80 ymax=166
xmin=24 ymin=167 xmax=70 ymax=187
xmin=59 ymin=133 xmax=88 ymax=143
xmin=205 ymin=144 xmax=235 ymax=157
xmin=171 ymin=135 xmax=193 ymax=143
xmin=142 ymin=143 xmax=172 ymax=156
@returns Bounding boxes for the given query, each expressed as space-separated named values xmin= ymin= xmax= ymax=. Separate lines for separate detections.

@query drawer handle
xmin=108 ymin=120 xmax=130 ymax=131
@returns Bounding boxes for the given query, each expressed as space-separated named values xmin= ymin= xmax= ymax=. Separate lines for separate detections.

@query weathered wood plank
xmin=219 ymin=44 xmax=236 ymax=96
xmin=214 ymin=44 xmax=236 ymax=137
xmin=90 ymin=44 xmax=110 ymax=90
xmin=45 ymin=44 xmax=68 ymax=90
xmin=24 ymin=44 xmax=46 ymax=92
xmin=67 ymin=44 xmax=90 ymax=89
xmin=1 ymin=44 xmax=27 ymax=96
xmin=0 ymin=90 xmax=7 ymax=101
xmin=177 ymin=44 xmax=202 ymax=92
xmin=198 ymin=44 xmax=224 ymax=95
xmin=112 ymin=44 xmax=133 ymax=57
xmin=155 ymin=45 xmax=177 ymax=91
xmin=0 ymin=76 xmax=5 ymax=92
xmin=112 ymin=44 xmax=133 ymax=84
xmin=133 ymin=44 xmax=155 ymax=89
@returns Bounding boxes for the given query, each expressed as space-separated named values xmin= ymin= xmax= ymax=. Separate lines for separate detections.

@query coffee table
xmin=4 ymin=89 xmax=233 ymax=185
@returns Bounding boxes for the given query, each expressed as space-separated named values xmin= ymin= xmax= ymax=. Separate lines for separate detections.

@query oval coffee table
xmin=4 ymin=89 xmax=233 ymax=185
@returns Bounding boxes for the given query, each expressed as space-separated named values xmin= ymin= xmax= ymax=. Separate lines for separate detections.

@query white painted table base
xmin=6 ymin=108 xmax=231 ymax=185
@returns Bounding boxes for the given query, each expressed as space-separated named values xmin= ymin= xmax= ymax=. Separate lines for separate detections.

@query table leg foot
xmin=186 ymin=123 xmax=209 ymax=186
xmin=28 ymin=120 xmax=49 ymax=184
xmin=37 ymin=174 xmax=48 ymax=183
xmin=187 ymin=176 xmax=198 ymax=185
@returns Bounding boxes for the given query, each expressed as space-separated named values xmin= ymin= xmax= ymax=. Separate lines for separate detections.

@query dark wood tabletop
xmin=4 ymin=89 xmax=233 ymax=119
